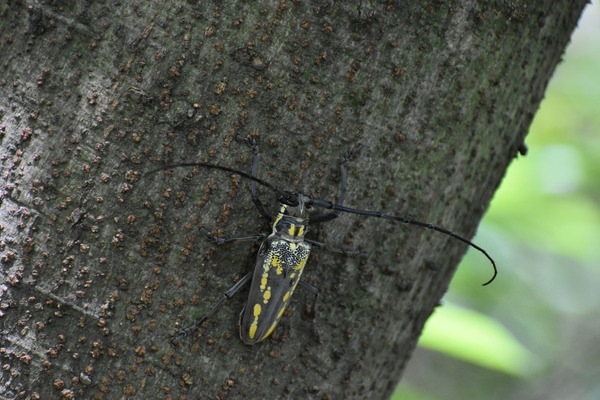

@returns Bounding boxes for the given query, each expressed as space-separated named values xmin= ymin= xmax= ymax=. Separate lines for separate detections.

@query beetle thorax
xmin=271 ymin=204 xmax=308 ymax=242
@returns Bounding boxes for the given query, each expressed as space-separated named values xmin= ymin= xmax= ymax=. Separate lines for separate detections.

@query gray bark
xmin=0 ymin=1 xmax=586 ymax=399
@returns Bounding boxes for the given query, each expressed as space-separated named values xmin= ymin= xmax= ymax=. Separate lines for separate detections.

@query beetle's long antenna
xmin=145 ymin=162 xmax=496 ymax=285
xmin=310 ymin=198 xmax=496 ymax=285
xmin=145 ymin=162 xmax=291 ymax=199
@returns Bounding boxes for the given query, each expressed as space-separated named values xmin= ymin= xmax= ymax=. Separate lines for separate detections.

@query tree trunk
xmin=0 ymin=1 xmax=586 ymax=398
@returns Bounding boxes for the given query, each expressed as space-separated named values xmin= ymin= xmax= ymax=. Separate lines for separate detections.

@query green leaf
xmin=418 ymin=303 xmax=535 ymax=376
xmin=390 ymin=384 xmax=438 ymax=400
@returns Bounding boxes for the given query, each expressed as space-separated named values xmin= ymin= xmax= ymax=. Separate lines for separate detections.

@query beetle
xmin=146 ymin=137 xmax=496 ymax=345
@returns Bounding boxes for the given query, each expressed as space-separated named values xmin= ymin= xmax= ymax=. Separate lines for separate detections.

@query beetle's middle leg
xmin=200 ymin=226 xmax=265 ymax=245
xmin=305 ymin=239 xmax=366 ymax=257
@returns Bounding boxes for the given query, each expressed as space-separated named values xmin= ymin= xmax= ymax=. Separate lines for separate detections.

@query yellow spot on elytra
xmin=271 ymin=255 xmax=283 ymax=275
xmin=271 ymin=256 xmax=280 ymax=267
xmin=263 ymin=288 xmax=271 ymax=303
xmin=283 ymin=291 xmax=290 ymax=302
xmin=294 ymin=258 xmax=306 ymax=271
xmin=261 ymin=273 xmax=268 ymax=290
xmin=248 ymin=303 xmax=262 ymax=339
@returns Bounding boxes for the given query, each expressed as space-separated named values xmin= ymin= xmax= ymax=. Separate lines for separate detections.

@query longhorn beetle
xmin=147 ymin=137 xmax=496 ymax=345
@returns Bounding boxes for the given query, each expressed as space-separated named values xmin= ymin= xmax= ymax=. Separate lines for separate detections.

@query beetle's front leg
xmin=235 ymin=134 xmax=271 ymax=221
xmin=310 ymin=144 xmax=362 ymax=224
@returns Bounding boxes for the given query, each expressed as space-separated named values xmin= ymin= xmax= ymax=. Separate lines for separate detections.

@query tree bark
xmin=0 ymin=1 xmax=586 ymax=399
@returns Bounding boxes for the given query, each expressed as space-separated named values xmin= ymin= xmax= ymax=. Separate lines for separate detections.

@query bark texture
xmin=0 ymin=1 xmax=586 ymax=399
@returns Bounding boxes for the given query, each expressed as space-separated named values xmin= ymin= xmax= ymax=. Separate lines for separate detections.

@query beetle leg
xmin=305 ymin=238 xmax=366 ymax=257
xmin=171 ymin=272 xmax=253 ymax=344
xmin=235 ymin=134 xmax=271 ymax=221
xmin=200 ymin=226 xmax=265 ymax=245
xmin=298 ymin=280 xmax=322 ymax=344
xmin=310 ymin=145 xmax=361 ymax=224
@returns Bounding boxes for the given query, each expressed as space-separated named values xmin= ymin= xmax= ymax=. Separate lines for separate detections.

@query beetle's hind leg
xmin=170 ymin=228 xmax=263 ymax=344
xmin=298 ymin=280 xmax=322 ymax=344
xmin=171 ymin=272 xmax=253 ymax=344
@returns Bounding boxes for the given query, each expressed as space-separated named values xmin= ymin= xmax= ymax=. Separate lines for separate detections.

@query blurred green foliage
xmin=393 ymin=5 xmax=600 ymax=400
xmin=417 ymin=304 xmax=535 ymax=377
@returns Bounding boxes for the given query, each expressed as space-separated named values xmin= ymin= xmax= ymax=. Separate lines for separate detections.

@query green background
xmin=394 ymin=4 xmax=600 ymax=400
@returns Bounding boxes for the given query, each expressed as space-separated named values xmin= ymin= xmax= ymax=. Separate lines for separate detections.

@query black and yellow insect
xmin=148 ymin=137 xmax=496 ymax=345
xmin=239 ymin=201 xmax=312 ymax=344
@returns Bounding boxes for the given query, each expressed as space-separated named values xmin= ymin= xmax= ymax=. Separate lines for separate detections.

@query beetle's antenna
xmin=145 ymin=162 xmax=496 ymax=285
xmin=145 ymin=162 xmax=290 ymax=198
xmin=310 ymin=198 xmax=496 ymax=285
